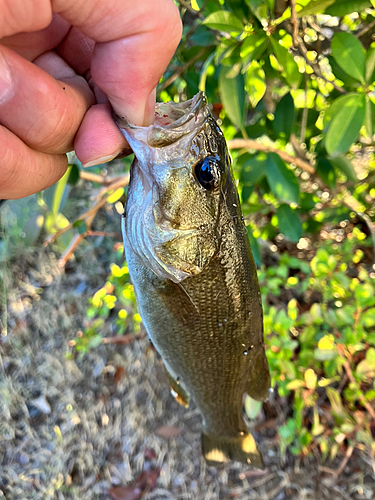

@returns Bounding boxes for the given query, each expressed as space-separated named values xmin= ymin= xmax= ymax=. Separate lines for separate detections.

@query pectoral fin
xmin=246 ymin=345 xmax=271 ymax=402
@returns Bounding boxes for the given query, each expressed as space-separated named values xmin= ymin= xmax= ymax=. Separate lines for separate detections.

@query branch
xmin=290 ymin=0 xmax=299 ymax=48
xmin=356 ymin=18 xmax=375 ymax=39
xmin=159 ymin=48 xmax=209 ymax=91
xmin=319 ymin=445 xmax=354 ymax=478
xmin=44 ymin=174 xmax=129 ymax=246
xmin=79 ymin=171 xmax=125 ymax=185
xmin=57 ymin=233 xmax=85 ymax=268
xmin=228 ymin=138 xmax=315 ymax=174
xmin=101 ymin=332 xmax=145 ymax=345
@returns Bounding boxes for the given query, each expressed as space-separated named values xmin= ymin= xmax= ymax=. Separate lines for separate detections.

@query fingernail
xmin=143 ymin=88 xmax=157 ymax=127
xmin=82 ymin=151 xmax=123 ymax=168
xmin=0 ymin=52 xmax=13 ymax=104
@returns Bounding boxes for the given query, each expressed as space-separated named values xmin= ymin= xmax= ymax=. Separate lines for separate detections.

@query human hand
xmin=0 ymin=0 xmax=182 ymax=199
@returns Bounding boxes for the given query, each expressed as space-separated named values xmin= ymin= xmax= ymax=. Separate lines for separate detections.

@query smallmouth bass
xmin=115 ymin=92 xmax=270 ymax=467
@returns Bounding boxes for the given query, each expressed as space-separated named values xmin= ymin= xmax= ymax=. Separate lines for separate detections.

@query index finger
xmin=54 ymin=0 xmax=182 ymax=125
xmin=1 ymin=0 xmax=181 ymax=125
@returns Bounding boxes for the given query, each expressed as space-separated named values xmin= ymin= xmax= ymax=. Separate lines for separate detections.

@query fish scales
xmin=115 ymin=92 xmax=270 ymax=467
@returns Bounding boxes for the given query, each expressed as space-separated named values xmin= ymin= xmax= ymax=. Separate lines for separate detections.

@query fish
xmin=115 ymin=92 xmax=270 ymax=467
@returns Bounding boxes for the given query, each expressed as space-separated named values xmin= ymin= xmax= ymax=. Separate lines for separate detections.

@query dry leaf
xmin=155 ymin=426 xmax=181 ymax=438
xmin=109 ymin=469 xmax=160 ymax=500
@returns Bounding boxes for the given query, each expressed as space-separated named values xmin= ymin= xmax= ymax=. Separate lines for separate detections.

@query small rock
xmin=18 ymin=453 xmax=29 ymax=465
xmin=30 ymin=395 xmax=51 ymax=414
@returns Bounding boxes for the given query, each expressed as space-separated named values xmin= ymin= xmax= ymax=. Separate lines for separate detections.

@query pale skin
xmin=0 ymin=0 xmax=182 ymax=199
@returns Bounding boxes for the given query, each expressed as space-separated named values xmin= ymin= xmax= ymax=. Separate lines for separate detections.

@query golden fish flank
xmin=115 ymin=92 xmax=270 ymax=467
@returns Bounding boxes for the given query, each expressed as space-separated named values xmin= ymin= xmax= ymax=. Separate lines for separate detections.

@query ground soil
xmin=1 ymin=231 xmax=375 ymax=500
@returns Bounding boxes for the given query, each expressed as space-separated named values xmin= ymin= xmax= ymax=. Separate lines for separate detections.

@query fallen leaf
xmin=114 ymin=366 xmax=126 ymax=385
xmin=109 ymin=469 xmax=160 ymax=500
xmin=155 ymin=426 xmax=182 ymax=438
xmin=144 ymin=448 xmax=157 ymax=461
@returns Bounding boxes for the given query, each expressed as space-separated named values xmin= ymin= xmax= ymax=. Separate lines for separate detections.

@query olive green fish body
xmin=117 ymin=93 xmax=270 ymax=466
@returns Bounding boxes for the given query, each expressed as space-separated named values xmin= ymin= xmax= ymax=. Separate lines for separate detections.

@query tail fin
xmin=202 ymin=432 xmax=264 ymax=468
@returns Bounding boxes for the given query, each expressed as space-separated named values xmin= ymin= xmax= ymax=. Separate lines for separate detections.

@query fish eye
xmin=194 ymin=156 xmax=221 ymax=190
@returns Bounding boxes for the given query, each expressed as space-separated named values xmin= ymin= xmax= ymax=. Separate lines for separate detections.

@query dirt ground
xmin=1 ymin=235 xmax=375 ymax=500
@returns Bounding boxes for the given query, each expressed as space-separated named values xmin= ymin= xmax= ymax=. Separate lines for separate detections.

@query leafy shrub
xmin=260 ymin=227 xmax=375 ymax=459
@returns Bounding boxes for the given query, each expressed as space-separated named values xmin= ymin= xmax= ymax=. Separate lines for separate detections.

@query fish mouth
xmin=115 ymin=91 xmax=210 ymax=147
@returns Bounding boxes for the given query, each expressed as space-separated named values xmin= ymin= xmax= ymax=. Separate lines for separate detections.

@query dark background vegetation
xmin=1 ymin=0 xmax=375 ymax=498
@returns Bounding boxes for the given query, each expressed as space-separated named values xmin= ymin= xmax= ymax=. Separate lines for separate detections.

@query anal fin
xmin=166 ymin=369 xmax=190 ymax=408
xmin=246 ymin=345 xmax=271 ymax=402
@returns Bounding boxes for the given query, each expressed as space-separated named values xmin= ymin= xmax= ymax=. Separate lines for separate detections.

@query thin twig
xmin=80 ymin=171 xmax=124 ymax=185
xmin=87 ymin=231 xmax=119 ymax=238
xmin=290 ymin=0 xmax=299 ymax=48
xmin=228 ymin=138 xmax=315 ymax=174
xmin=178 ymin=0 xmax=202 ymax=16
xmin=356 ymin=18 xmax=375 ymax=39
xmin=300 ymin=73 xmax=309 ymax=144
xmin=159 ymin=48 xmax=209 ymax=91
xmin=101 ymin=332 xmax=145 ymax=344
xmin=58 ymin=233 xmax=85 ymax=268
xmin=319 ymin=446 xmax=354 ymax=478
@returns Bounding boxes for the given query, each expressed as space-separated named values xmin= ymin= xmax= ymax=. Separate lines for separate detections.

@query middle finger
xmin=0 ymin=45 xmax=94 ymax=154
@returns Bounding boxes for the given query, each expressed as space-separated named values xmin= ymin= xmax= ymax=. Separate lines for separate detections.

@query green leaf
xmin=107 ymin=187 xmax=124 ymax=204
xmin=365 ymin=95 xmax=373 ymax=139
xmin=240 ymin=33 xmax=268 ymax=71
xmin=329 ymin=156 xmax=357 ymax=182
xmin=326 ymin=387 xmax=345 ymax=417
xmin=277 ymin=204 xmax=302 ymax=242
xmin=331 ymin=32 xmax=365 ymax=84
xmin=316 ymin=157 xmax=336 ymax=188
xmin=326 ymin=93 xmax=366 ymax=157
xmin=244 ymin=395 xmax=262 ymax=419
xmin=328 ymin=55 xmax=360 ymax=88
xmin=45 ymin=212 xmax=70 ymax=234
xmin=273 ymin=93 xmax=295 ymax=142
xmin=270 ymin=37 xmax=301 ymax=88
xmin=266 ymin=153 xmax=300 ymax=204
xmin=202 ymin=11 xmax=244 ymax=33
xmin=286 ymin=379 xmax=306 ymax=390
xmin=198 ymin=51 xmax=215 ymax=92
xmin=52 ymin=166 xmax=72 ymax=215
xmin=245 ymin=61 xmax=266 ymax=108
xmin=239 ymin=152 xmax=267 ymax=187
xmin=43 ymin=169 xmax=71 ymax=214
xmin=297 ymin=0 xmax=335 ymax=16
xmin=68 ymin=164 xmax=80 ymax=185
xmin=22 ymin=213 xmax=44 ymax=247
xmin=219 ymin=66 xmax=246 ymax=130
xmin=304 ymin=368 xmax=317 ymax=390
xmin=246 ymin=227 xmax=261 ymax=267
xmin=323 ymin=93 xmax=359 ymax=128
xmin=245 ymin=0 xmax=269 ymax=22
xmin=325 ymin=0 xmax=372 ymax=16
xmin=365 ymin=46 xmax=375 ymax=85
xmin=73 ymin=220 xmax=88 ymax=235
